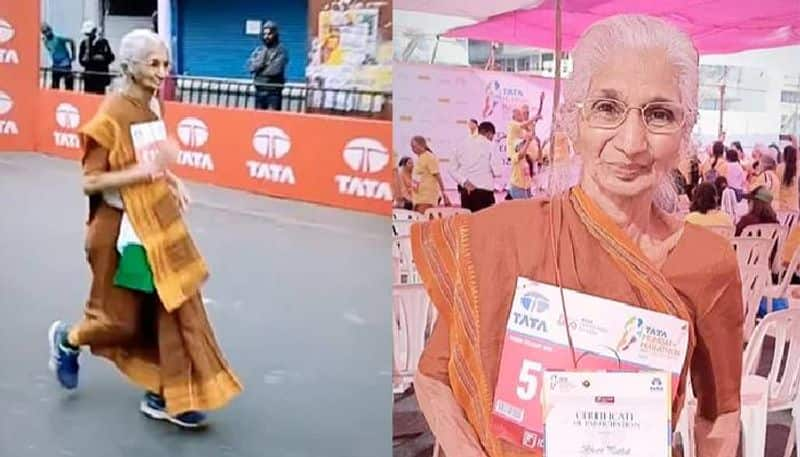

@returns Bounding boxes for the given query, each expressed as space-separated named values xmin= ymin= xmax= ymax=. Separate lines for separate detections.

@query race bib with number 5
xmin=489 ymin=277 xmax=689 ymax=450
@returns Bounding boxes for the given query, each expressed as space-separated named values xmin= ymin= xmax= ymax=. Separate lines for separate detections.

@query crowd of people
xmin=392 ymin=104 xmax=577 ymax=214
xmin=680 ymin=135 xmax=798 ymax=236
xmin=42 ymin=17 xmax=288 ymax=111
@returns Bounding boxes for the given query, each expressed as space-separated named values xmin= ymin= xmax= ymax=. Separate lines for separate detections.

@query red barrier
xmin=0 ymin=1 xmax=38 ymax=151
xmin=35 ymin=90 xmax=393 ymax=215
xmin=4 ymin=0 xmax=391 ymax=215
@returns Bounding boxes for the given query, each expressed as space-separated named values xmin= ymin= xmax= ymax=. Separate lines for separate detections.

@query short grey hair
xmin=558 ymin=15 xmax=699 ymax=149
xmin=116 ymin=29 xmax=169 ymax=85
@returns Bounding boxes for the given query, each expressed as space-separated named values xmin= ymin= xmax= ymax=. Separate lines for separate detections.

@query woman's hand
xmin=165 ymin=170 xmax=191 ymax=212
xmin=153 ymin=137 xmax=180 ymax=169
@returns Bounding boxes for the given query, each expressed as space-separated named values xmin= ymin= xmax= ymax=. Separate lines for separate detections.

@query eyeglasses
xmin=576 ymin=98 xmax=689 ymax=134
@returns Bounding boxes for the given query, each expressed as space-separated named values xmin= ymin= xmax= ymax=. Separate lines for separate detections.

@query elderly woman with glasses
xmin=411 ymin=15 xmax=742 ymax=457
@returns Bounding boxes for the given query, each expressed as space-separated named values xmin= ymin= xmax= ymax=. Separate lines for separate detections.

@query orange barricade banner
xmin=36 ymin=91 xmax=102 ymax=161
xmin=0 ymin=0 xmax=38 ymax=151
xmin=35 ymin=90 xmax=392 ymax=215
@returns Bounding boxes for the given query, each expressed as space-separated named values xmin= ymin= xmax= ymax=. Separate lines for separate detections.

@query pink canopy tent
xmin=442 ymin=0 xmax=800 ymax=54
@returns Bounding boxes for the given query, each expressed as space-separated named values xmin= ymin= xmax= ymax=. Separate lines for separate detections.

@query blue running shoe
xmin=48 ymin=320 xmax=80 ymax=389
xmin=140 ymin=392 xmax=208 ymax=429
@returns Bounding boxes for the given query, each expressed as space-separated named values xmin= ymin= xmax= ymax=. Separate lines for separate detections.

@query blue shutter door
xmin=177 ymin=0 xmax=306 ymax=81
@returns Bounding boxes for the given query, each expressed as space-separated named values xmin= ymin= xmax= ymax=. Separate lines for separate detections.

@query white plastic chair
xmin=393 ymin=209 xmax=424 ymax=237
xmin=740 ymin=266 xmax=772 ymax=343
xmin=392 ymin=284 xmax=433 ymax=394
xmin=393 ymin=208 xmax=423 ymax=221
xmin=424 ymin=206 xmax=470 ymax=220
xmin=393 ymin=235 xmax=420 ymax=284
xmin=741 ymin=223 xmax=789 ymax=276
xmin=741 ymin=309 xmax=800 ymax=457
xmin=779 ymin=211 xmax=799 ymax=230
xmin=732 ymin=237 xmax=773 ymax=270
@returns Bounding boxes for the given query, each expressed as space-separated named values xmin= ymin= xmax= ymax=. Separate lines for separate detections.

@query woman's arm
xmin=691 ymin=257 xmax=744 ymax=456
xmin=415 ymin=373 xmax=489 ymax=457
xmin=415 ymin=319 xmax=488 ymax=457
xmin=82 ymin=160 xmax=154 ymax=195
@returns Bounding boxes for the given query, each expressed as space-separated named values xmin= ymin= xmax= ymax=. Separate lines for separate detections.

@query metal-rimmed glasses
xmin=576 ymin=98 xmax=689 ymax=134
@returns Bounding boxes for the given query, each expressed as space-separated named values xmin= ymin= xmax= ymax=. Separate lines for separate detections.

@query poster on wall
xmin=306 ymin=8 xmax=392 ymax=112
xmin=394 ymin=62 xmax=556 ymax=190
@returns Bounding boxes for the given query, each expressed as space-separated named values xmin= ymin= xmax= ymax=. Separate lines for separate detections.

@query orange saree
xmin=411 ymin=188 xmax=743 ymax=457
xmin=73 ymin=93 xmax=242 ymax=414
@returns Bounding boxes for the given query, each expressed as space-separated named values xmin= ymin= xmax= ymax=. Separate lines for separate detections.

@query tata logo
xmin=0 ymin=90 xmax=17 ymax=135
xmin=0 ymin=18 xmax=19 ymax=65
xmin=520 ymin=292 xmax=549 ymax=313
xmin=512 ymin=292 xmax=549 ymax=333
xmin=334 ymin=138 xmax=392 ymax=201
xmin=644 ymin=326 xmax=668 ymax=338
xmin=245 ymin=126 xmax=295 ymax=185
xmin=53 ymin=103 xmax=80 ymax=148
xmin=502 ymin=88 xmax=524 ymax=97
xmin=175 ymin=117 xmax=214 ymax=171
xmin=252 ymin=126 xmax=291 ymax=159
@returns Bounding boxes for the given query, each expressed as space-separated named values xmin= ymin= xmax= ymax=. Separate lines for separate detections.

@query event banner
xmin=0 ymin=1 xmax=38 ymax=151
xmin=393 ymin=62 xmax=554 ymax=190
xmin=489 ymin=277 xmax=689 ymax=450
xmin=307 ymin=6 xmax=392 ymax=104
xmin=34 ymin=89 xmax=392 ymax=215
xmin=542 ymin=371 xmax=672 ymax=457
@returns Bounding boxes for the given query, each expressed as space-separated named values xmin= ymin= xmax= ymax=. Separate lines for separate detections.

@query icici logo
xmin=55 ymin=103 xmax=81 ymax=129
xmin=342 ymin=138 xmax=389 ymax=173
xmin=177 ymin=117 xmax=208 ymax=148
xmin=252 ymin=126 xmax=291 ymax=159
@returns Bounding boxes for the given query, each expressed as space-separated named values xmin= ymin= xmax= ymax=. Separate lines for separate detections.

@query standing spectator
xmin=393 ymin=157 xmax=414 ymax=210
xmin=78 ymin=21 xmax=115 ymax=95
xmin=725 ymin=147 xmax=746 ymax=199
xmin=777 ymin=145 xmax=799 ymax=211
xmin=42 ymin=23 xmax=75 ymax=90
xmin=448 ymin=121 xmax=501 ymax=212
xmin=247 ymin=21 xmax=288 ymax=111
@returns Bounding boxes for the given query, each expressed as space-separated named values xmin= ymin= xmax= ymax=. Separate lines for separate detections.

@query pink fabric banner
xmin=444 ymin=0 xmax=800 ymax=54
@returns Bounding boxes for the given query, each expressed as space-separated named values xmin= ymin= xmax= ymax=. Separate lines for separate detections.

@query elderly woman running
xmin=47 ymin=29 xmax=241 ymax=428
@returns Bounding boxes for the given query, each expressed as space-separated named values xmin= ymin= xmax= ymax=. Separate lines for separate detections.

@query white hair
xmin=558 ymin=15 xmax=699 ymax=149
xmin=544 ymin=15 xmax=699 ymax=199
xmin=115 ymin=29 xmax=169 ymax=89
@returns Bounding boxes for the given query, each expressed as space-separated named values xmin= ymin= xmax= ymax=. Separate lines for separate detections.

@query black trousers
xmin=459 ymin=187 xmax=496 ymax=213
xmin=52 ymin=68 xmax=74 ymax=90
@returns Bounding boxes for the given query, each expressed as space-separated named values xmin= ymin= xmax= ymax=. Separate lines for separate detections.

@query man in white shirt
xmin=449 ymin=121 xmax=501 ymax=212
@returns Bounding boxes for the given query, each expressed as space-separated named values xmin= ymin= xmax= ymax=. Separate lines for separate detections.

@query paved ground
xmin=0 ymin=152 xmax=392 ymax=457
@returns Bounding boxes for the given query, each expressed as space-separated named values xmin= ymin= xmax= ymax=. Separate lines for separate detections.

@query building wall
xmin=177 ymin=0 xmax=307 ymax=80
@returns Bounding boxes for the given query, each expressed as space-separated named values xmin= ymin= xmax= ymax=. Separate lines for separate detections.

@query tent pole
xmin=718 ymin=83 xmax=725 ymax=139
xmin=549 ymin=0 xmax=563 ymax=164
xmin=430 ymin=35 xmax=440 ymax=64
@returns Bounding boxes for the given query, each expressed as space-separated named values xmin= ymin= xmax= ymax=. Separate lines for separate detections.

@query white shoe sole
xmin=47 ymin=320 xmax=62 ymax=373
xmin=140 ymin=400 xmax=207 ymax=429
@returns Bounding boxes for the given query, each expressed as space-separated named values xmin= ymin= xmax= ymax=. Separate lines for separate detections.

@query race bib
xmin=130 ymin=120 xmax=167 ymax=164
xmin=489 ymin=277 xmax=689 ymax=450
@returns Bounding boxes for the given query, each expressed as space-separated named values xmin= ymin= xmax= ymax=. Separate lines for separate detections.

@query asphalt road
xmin=0 ymin=152 xmax=392 ymax=457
